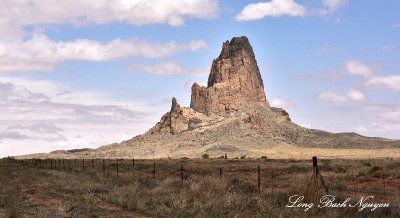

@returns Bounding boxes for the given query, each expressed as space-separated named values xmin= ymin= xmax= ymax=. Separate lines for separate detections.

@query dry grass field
xmin=0 ymin=157 xmax=399 ymax=217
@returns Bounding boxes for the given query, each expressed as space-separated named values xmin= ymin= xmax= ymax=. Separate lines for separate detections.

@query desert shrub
xmin=386 ymin=162 xmax=400 ymax=169
xmin=9 ymin=210 xmax=18 ymax=218
xmin=202 ymin=154 xmax=209 ymax=159
xmin=362 ymin=161 xmax=372 ymax=167
xmin=331 ymin=181 xmax=346 ymax=192
xmin=335 ymin=166 xmax=347 ymax=174
xmin=260 ymin=156 xmax=268 ymax=160
xmin=368 ymin=166 xmax=391 ymax=178
xmin=240 ymin=155 xmax=246 ymax=159
xmin=287 ymin=164 xmax=307 ymax=173
xmin=227 ymin=176 xmax=257 ymax=193
xmin=369 ymin=166 xmax=383 ymax=173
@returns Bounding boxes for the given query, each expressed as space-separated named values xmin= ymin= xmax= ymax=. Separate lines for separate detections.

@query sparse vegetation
xmin=202 ymin=153 xmax=209 ymax=159
xmin=0 ymin=157 xmax=399 ymax=217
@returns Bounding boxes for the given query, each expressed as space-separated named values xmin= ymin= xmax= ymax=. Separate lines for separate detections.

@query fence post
xmin=75 ymin=159 xmax=77 ymax=166
xmin=68 ymin=160 xmax=71 ymax=171
xmin=181 ymin=164 xmax=184 ymax=186
xmin=312 ymin=156 xmax=318 ymax=175
xmin=116 ymin=159 xmax=119 ymax=176
xmin=132 ymin=158 xmax=135 ymax=170
xmin=219 ymin=167 xmax=222 ymax=179
xmin=153 ymin=161 xmax=156 ymax=179
xmin=103 ymin=159 xmax=106 ymax=176
xmin=258 ymin=164 xmax=261 ymax=193
xmin=271 ymin=171 xmax=274 ymax=193
xmin=91 ymin=159 xmax=94 ymax=169
xmin=82 ymin=158 xmax=85 ymax=172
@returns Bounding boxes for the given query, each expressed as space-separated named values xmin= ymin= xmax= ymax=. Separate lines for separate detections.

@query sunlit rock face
xmin=191 ymin=36 xmax=269 ymax=116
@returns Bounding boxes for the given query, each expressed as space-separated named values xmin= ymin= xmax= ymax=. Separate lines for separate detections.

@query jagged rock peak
xmin=219 ymin=37 xmax=255 ymax=59
xmin=171 ymin=97 xmax=181 ymax=113
xmin=191 ymin=36 xmax=269 ymax=116
xmin=207 ymin=36 xmax=262 ymax=88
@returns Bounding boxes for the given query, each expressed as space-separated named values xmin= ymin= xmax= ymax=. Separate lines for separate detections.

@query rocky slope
xmin=18 ymin=36 xmax=400 ymax=159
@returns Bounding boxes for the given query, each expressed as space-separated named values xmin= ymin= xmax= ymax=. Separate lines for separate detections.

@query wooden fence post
xmin=116 ymin=159 xmax=119 ymax=176
xmin=181 ymin=164 xmax=184 ymax=186
xmin=271 ymin=171 xmax=274 ymax=193
xmin=91 ymin=159 xmax=94 ymax=169
xmin=312 ymin=156 xmax=318 ymax=175
xmin=68 ymin=160 xmax=71 ymax=171
xmin=219 ymin=167 xmax=222 ymax=179
xmin=258 ymin=164 xmax=261 ymax=193
xmin=103 ymin=159 xmax=106 ymax=176
xmin=82 ymin=158 xmax=85 ymax=172
xmin=153 ymin=161 xmax=156 ymax=179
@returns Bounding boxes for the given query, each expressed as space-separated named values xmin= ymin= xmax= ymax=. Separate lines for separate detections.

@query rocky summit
xmin=21 ymin=36 xmax=400 ymax=159
xmin=191 ymin=36 xmax=269 ymax=116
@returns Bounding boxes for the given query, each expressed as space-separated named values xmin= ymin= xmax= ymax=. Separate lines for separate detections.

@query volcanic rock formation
xmin=115 ymin=36 xmax=398 ymax=156
xmin=147 ymin=36 xmax=286 ymax=135
xmin=191 ymin=36 xmax=269 ymax=116
xmin=21 ymin=36 xmax=400 ymax=159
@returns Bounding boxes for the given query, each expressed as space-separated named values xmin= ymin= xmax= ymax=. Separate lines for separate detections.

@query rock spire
xmin=191 ymin=36 xmax=269 ymax=116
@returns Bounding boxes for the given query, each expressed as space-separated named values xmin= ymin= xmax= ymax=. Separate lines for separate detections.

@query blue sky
xmin=0 ymin=0 xmax=399 ymax=157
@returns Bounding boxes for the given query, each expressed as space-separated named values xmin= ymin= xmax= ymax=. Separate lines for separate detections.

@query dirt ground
xmin=1 ymin=157 xmax=399 ymax=217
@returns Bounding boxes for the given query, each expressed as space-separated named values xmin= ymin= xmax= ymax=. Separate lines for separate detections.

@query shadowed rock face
xmin=191 ymin=36 xmax=269 ymax=116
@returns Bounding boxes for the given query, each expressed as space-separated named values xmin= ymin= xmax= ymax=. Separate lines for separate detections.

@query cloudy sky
xmin=0 ymin=0 xmax=399 ymax=157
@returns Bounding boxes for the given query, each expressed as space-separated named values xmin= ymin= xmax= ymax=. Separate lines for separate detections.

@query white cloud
xmin=345 ymin=60 xmax=375 ymax=77
xmin=366 ymin=75 xmax=400 ymax=91
xmin=346 ymin=89 xmax=366 ymax=101
xmin=0 ymin=33 xmax=207 ymax=73
xmin=0 ymin=76 xmax=162 ymax=157
xmin=316 ymin=44 xmax=347 ymax=55
xmin=235 ymin=0 xmax=307 ymax=21
xmin=128 ymin=62 xmax=208 ymax=76
xmin=269 ymin=97 xmax=295 ymax=108
xmin=320 ymin=0 xmax=348 ymax=15
xmin=0 ymin=0 xmax=219 ymax=38
xmin=382 ymin=45 xmax=395 ymax=51
xmin=317 ymin=89 xmax=366 ymax=102
xmin=392 ymin=22 xmax=400 ymax=28
xmin=356 ymin=110 xmax=400 ymax=139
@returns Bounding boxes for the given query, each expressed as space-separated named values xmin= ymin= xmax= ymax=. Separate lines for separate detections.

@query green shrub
xmin=202 ymin=154 xmax=209 ymax=159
